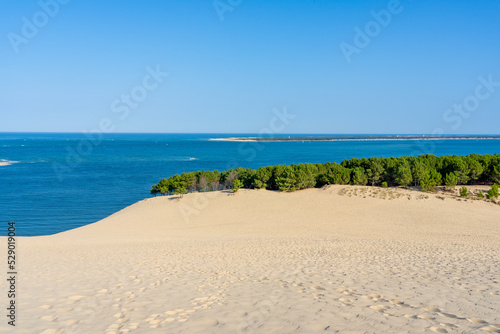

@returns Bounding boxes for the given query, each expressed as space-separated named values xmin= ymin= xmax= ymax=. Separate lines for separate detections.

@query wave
xmin=157 ymin=157 xmax=199 ymax=162
xmin=25 ymin=159 xmax=50 ymax=164
xmin=176 ymin=157 xmax=199 ymax=161
xmin=0 ymin=159 xmax=20 ymax=166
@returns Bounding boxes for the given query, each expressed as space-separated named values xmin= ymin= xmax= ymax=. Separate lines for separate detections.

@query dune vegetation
xmin=151 ymin=154 xmax=500 ymax=196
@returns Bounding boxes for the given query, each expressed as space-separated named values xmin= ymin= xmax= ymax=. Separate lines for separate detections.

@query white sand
xmin=2 ymin=186 xmax=500 ymax=334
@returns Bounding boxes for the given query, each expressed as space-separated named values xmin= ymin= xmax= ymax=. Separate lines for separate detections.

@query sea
xmin=1 ymin=132 xmax=499 ymax=236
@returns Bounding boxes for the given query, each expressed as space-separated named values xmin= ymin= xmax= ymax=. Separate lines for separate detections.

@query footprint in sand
xmin=63 ymin=319 xmax=80 ymax=326
xmin=40 ymin=315 xmax=58 ymax=322
xmin=190 ymin=317 xmax=219 ymax=326
xmin=423 ymin=307 xmax=440 ymax=312
xmin=383 ymin=313 xmax=398 ymax=317
xmin=417 ymin=314 xmax=435 ymax=320
xmin=40 ymin=329 xmax=63 ymax=334
xmin=127 ymin=323 xmax=140 ymax=329
xmin=163 ymin=310 xmax=178 ymax=316
xmin=370 ymin=305 xmax=390 ymax=311
xmin=467 ymin=318 xmax=487 ymax=324
xmin=430 ymin=326 xmax=448 ymax=333
xmin=39 ymin=304 xmax=53 ymax=310
xmin=440 ymin=323 xmax=457 ymax=328
xmin=310 ymin=285 xmax=325 ymax=290
xmin=68 ymin=295 xmax=85 ymax=302
xmin=106 ymin=324 xmax=121 ymax=333
xmin=390 ymin=299 xmax=404 ymax=305
xmin=114 ymin=312 xmax=125 ymax=319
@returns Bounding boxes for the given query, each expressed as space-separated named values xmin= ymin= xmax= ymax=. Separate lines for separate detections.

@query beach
xmin=3 ymin=185 xmax=500 ymax=334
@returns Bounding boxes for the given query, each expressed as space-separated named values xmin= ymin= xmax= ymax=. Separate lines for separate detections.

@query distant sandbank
xmin=209 ymin=135 xmax=500 ymax=142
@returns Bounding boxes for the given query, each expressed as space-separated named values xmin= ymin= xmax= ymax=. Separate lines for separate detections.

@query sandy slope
xmin=2 ymin=186 xmax=500 ymax=334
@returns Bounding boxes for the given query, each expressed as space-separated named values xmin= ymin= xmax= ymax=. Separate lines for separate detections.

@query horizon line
xmin=2 ymin=131 xmax=500 ymax=136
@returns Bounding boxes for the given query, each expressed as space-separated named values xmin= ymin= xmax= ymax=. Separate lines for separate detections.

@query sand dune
xmin=2 ymin=186 xmax=500 ymax=333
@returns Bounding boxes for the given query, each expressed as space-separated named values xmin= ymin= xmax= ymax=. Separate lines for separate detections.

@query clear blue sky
xmin=1 ymin=0 xmax=499 ymax=134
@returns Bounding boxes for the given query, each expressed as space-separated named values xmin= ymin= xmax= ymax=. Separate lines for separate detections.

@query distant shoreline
xmin=209 ymin=135 xmax=500 ymax=142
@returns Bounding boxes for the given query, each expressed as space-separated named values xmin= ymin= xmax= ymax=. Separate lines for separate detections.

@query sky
xmin=1 ymin=0 xmax=499 ymax=134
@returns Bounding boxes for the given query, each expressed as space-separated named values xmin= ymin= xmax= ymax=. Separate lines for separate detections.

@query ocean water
xmin=1 ymin=132 xmax=499 ymax=236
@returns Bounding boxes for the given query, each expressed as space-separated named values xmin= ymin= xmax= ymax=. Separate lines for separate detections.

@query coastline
xmin=4 ymin=186 xmax=500 ymax=333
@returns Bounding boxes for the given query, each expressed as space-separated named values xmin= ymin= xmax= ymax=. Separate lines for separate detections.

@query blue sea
xmin=1 ymin=133 xmax=499 ymax=236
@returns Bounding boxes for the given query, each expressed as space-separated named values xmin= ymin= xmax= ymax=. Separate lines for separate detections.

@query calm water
xmin=1 ymin=133 xmax=499 ymax=236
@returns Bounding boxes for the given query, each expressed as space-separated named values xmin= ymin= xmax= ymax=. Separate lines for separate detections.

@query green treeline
xmin=151 ymin=154 xmax=500 ymax=196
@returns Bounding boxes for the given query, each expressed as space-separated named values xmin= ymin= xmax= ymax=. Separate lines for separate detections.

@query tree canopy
xmin=150 ymin=154 xmax=500 ymax=196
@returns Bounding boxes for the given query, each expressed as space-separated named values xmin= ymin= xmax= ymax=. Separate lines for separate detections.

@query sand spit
xmin=2 ymin=186 xmax=500 ymax=333
xmin=209 ymin=137 xmax=500 ymax=142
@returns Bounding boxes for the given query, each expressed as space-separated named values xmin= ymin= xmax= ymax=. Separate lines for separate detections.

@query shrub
xmin=486 ymin=184 xmax=499 ymax=199
xmin=478 ymin=192 xmax=484 ymax=199
xmin=459 ymin=186 xmax=468 ymax=197
xmin=232 ymin=179 xmax=243 ymax=193
xmin=381 ymin=182 xmax=388 ymax=187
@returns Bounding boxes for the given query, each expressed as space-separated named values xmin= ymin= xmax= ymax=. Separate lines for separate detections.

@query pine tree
xmin=352 ymin=167 xmax=368 ymax=186
xmin=174 ymin=187 xmax=187 ymax=198
xmin=420 ymin=169 xmax=442 ymax=191
xmin=444 ymin=172 xmax=458 ymax=190
xmin=367 ymin=158 xmax=384 ymax=186
xmin=276 ymin=166 xmax=297 ymax=191
xmin=468 ymin=159 xmax=483 ymax=184
xmin=395 ymin=165 xmax=413 ymax=186
xmin=412 ymin=159 xmax=427 ymax=186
